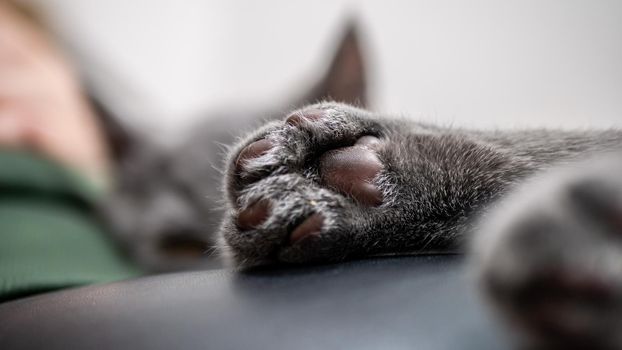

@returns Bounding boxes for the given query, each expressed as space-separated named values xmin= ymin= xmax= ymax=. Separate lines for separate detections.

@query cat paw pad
xmin=319 ymin=137 xmax=384 ymax=206
xmin=289 ymin=213 xmax=325 ymax=244
xmin=220 ymin=103 xmax=390 ymax=265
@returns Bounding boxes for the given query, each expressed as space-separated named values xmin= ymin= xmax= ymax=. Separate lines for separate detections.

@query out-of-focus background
xmin=33 ymin=0 xmax=622 ymax=144
xmin=0 ymin=0 xmax=621 ymax=299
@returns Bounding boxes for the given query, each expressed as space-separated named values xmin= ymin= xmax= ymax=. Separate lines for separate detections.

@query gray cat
xmin=218 ymin=102 xmax=622 ymax=348
xmin=93 ymin=20 xmax=621 ymax=347
xmin=96 ymin=24 xmax=369 ymax=270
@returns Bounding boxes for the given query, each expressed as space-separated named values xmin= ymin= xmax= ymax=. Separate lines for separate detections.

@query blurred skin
xmin=0 ymin=1 xmax=110 ymax=190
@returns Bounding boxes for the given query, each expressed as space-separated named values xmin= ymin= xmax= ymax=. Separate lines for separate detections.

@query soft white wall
xmin=362 ymin=0 xmax=622 ymax=130
xmin=32 ymin=0 xmax=622 ymax=142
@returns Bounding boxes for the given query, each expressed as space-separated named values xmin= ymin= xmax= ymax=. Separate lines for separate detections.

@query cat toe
xmin=237 ymin=199 xmax=272 ymax=230
xmin=236 ymin=139 xmax=274 ymax=170
xmin=289 ymin=213 xmax=325 ymax=244
xmin=233 ymin=138 xmax=276 ymax=185
xmin=285 ymin=108 xmax=326 ymax=126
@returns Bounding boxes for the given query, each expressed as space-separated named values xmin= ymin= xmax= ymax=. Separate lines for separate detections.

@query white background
xmin=33 ymin=0 xmax=622 ymax=143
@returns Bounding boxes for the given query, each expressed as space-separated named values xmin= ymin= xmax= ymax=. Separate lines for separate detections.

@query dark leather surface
xmin=0 ymin=255 xmax=507 ymax=350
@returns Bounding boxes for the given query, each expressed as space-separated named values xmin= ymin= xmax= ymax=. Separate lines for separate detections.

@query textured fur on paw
xmin=219 ymin=101 xmax=622 ymax=269
xmin=218 ymin=102 xmax=391 ymax=266
xmin=218 ymin=102 xmax=529 ymax=267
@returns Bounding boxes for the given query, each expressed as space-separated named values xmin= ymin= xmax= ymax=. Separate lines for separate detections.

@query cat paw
xmin=219 ymin=102 xmax=392 ymax=266
xmin=473 ymin=157 xmax=622 ymax=349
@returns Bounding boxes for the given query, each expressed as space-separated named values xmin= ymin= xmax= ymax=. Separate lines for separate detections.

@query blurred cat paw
xmin=473 ymin=157 xmax=622 ymax=349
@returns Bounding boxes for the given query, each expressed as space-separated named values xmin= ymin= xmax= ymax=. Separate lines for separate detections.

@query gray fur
xmin=219 ymin=102 xmax=622 ymax=347
xmin=219 ymin=102 xmax=622 ymax=267
xmin=98 ymin=24 xmax=369 ymax=271
xmin=472 ymin=153 xmax=622 ymax=349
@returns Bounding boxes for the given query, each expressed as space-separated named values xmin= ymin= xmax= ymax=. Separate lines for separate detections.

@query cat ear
xmin=305 ymin=21 xmax=368 ymax=107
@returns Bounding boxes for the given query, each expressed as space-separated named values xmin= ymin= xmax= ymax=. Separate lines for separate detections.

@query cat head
xmin=98 ymin=20 xmax=373 ymax=271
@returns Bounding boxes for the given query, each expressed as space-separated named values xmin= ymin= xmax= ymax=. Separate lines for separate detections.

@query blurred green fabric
xmin=0 ymin=150 xmax=141 ymax=302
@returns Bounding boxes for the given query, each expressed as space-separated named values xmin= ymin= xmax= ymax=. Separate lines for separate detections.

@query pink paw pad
xmin=319 ymin=136 xmax=384 ymax=206
xmin=290 ymin=213 xmax=325 ymax=244
xmin=236 ymin=139 xmax=274 ymax=171
xmin=237 ymin=199 xmax=272 ymax=231
xmin=285 ymin=109 xmax=326 ymax=126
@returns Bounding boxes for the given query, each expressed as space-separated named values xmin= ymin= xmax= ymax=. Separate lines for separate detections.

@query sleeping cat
xmin=218 ymin=102 xmax=622 ymax=348
xmin=97 ymin=23 xmax=369 ymax=270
